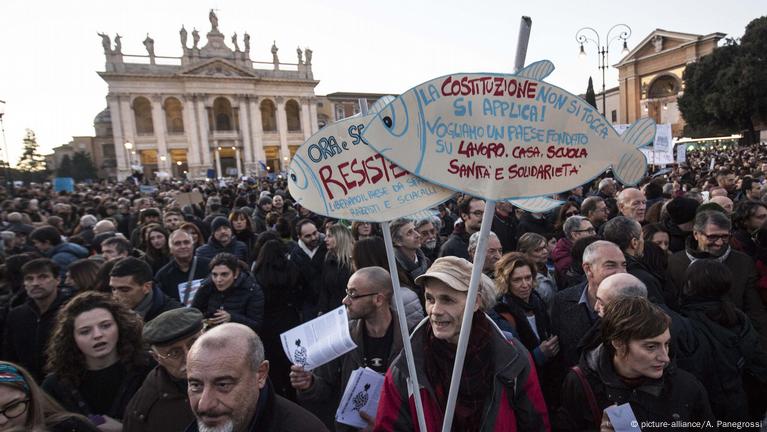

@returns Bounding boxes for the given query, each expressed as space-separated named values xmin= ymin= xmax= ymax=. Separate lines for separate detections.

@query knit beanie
xmin=211 ymin=216 xmax=231 ymax=232
xmin=666 ymin=197 xmax=699 ymax=225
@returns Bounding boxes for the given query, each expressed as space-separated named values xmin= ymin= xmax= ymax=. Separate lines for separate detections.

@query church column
xmin=275 ymin=96 xmax=289 ymax=171
xmin=214 ymin=146 xmax=222 ymax=178
xmin=195 ymin=96 xmax=213 ymax=171
xmin=238 ymin=96 xmax=254 ymax=175
xmin=309 ymin=97 xmax=319 ymax=134
xmin=107 ymin=94 xmax=128 ymax=180
xmin=235 ymin=146 xmax=242 ymax=176
xmin=150 ymin=95 xmax=169 ymax=173
xmin=119 ymin=96 xmax=137 ymax=171
xmin=301 ymin=97 xmax=312 ymax=140
xmin=182 ymin=94 xmax=201 ymax=178
xmin=248 ymin=97 xmax=265 ymax=176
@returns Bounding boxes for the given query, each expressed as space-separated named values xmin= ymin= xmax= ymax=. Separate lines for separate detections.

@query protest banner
xmin=362 ymin=63 xmax=656 ymax=202
xmin=287 ymin=110 xmax=454 ymax=222
xmin=677 ymin=143 xmax=687 ymax=163
xmin=53 ymin=177 xmax=74 ymax=193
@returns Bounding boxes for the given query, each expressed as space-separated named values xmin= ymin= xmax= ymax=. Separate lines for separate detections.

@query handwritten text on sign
xmin=288 ymin=115 xmax=453 ymax=222
xmin=363 ymin=61 xmax=654 ymax=200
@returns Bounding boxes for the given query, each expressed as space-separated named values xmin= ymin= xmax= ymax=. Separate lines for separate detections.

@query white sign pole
xmin=441 ymin=16 xmax=532 ymax=432
xmin=361 ymin=96 xmax=428 ymax=432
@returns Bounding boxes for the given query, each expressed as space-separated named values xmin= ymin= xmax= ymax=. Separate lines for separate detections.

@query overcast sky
xmin=0 ymin=0 xmax=762 ymax=165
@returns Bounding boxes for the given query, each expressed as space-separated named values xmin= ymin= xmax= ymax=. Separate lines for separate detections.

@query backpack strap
xmin=571 ymin=365 xmax=601 ymax=427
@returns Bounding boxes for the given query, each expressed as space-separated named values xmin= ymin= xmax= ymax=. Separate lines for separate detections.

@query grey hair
xmin=693 ymin=210 xmax=732 ymax=233
xmin=662 ymin=183 xmax=674 ymax=195
xmin=582 ymin=240 xmax=620 ymax=265
xmin=468 ymin=231 xmax=498 ymax=254
xmin=477 ymin=274 xmax=498 ymax=311
xmin=598 ymin=178 xmax=616 ymax=191
xmin=563 ymin=215 xmax=589 ymax=240
xmin=389 ymin=218 xmax=414 ymax=245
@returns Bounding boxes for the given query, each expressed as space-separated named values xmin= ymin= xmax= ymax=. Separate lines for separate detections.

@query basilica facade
xmin=99 ymin=11 xmax=320 ymax=180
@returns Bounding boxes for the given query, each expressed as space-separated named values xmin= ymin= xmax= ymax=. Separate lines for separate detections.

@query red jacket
xmin=373 ymin=318 xmax=550 ymax=432
xmin=551 ymin=238 xmax=573 ymax=282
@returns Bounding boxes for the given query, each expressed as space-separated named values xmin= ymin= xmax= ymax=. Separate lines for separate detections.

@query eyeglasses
xmin=152 ymin=337 xmax=198 ymax=361
xmin=345 ymin=290 xmax=380 ymax=300
xmin=0 ymin=399 xmax=29 ymax=419
xmin=698 ymin=232 xmax=731 ymax=243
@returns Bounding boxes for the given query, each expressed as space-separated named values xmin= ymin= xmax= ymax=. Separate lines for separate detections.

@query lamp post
xmin=575 ymin=24 xmax=631 ymax=116
xmin=0 ymin=100 xmax=12 ymax=194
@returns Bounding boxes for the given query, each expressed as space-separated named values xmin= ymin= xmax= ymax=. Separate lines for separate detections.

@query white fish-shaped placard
xmin=362 ymin=60 xmax=656 ymax=201
xmin=288 ymin=107 xmax=454 ymax=222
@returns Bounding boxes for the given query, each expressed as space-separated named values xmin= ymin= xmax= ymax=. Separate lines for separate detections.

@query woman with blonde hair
xmin=517 ymin=232 xmax=557 ymax=303
xmin=317 ymin=224 xmax=355 ymax=314
xmin=0 ymin=361 xmax=97 ymax=431
xmin=494 ymin=251 xmax=560 ymax=406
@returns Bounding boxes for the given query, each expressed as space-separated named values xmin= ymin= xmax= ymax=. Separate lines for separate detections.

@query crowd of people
xmin=0 ymin=143 xmax=766 ymax=431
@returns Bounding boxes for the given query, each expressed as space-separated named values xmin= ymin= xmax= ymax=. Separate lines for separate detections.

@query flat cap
xmin=415 ymin=256 xmax=474 ymax=292
xmin=143 ymin=308 xmax=204 ymax=346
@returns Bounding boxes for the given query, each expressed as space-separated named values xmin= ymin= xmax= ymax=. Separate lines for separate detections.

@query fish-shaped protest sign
xmin=288 ymin=106 xmax=455 ymax=222
xmin=362 ymin=60 xmax=656 ymax=201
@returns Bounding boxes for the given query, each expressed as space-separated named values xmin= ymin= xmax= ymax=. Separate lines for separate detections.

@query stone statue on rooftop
xmin=232 ymin=33 xmax=240 ymax=52
xmin=209 ymin=9 xmax=219 ymax=32
xmin=243 ymin=33 xmax=250 ymax=52
xmin=143 ymin=34 xmax=155 ymax=57
xmin=98 ymin=33 xmax=111 ymax=54
xmin=297 ymin=47 xmax=303 ymax=64
xmin=180 ymin=26 xmax=188 ymax=48
xmin=305 ymin=48 xmax=313 ymax=65
xmin=192 ymin=28 xmax=200 ymax=49
xmin=271 ymin=41 xmax=279 ymax=64
xmin=114 ymin=34 xmax=122 ymax=54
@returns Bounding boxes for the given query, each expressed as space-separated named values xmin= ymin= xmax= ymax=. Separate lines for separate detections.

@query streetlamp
xmin=575 ymin=24 xmax=631 ymax=116
xmin=0 ymin=100 xmax=12 ymax=194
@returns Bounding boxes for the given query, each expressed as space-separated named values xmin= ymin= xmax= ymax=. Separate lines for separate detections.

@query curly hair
xmin=494 ymin=252 xmax=537 ymax=297
xmin=45 ymin=291 xmax=147 ymax=386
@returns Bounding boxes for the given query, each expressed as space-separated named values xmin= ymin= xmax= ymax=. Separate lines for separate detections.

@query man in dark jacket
xmin=2 ymin=258 xmax=70 ymax=382
xmin=110 ymin=257 xmax=182 ymax=323
xmin=195 ymin=216 xmax=248 ymax=262
xmin=550 ymin=240 xmax=626 ymax=367
xmin=155 ymin=230 xmax=210 ymax=305
xmin=414 ymin=217 xmax=443 ymax=263
xmin=124 ymin=308 xmax=203 ymax=432
xmin=663 ymin=197 xmax=699 ymax=253
xmin=439 ymin=195 xmax=484 ymax=260
xmin=185 ymin=323 xmax=328 ymax=432
xmin=666 ymin=210 xmax=767 ymax=347
xmin=290 ymin=267 xmax=404 ymax=430
xmin=289 ymin=219 xmax=327 ymax=319
xmin=390 ymin=218 xmax=430 ymax=294
xmin=603 ymin=216 xmax=665 ymax=304
xmin=491 ymin=201 xmax=518 ymax=253
xmin=29 ymin=225 xmax=88 ymax=278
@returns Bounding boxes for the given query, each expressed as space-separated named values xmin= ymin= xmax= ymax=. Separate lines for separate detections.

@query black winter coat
xmin=677 ymin=300 xmax=767 ymax=421
xmin=438 ymin=222 xmax=471 ymax=260
xmin=666 ymin=242 xmax=767 ymax=348
xmin=555 ymin=345 xmax=715 ymax=431
xmin=288 ymin=242 xmax=327 ymax=308
xmin=193 ymin=271 xmax=265 ymax=332
xmin=2 ymin=291 xmax=70 ymax=382
xmin=626 ymin=254 xmax=665 ymax=304
xmin=317 ymin=254 xmax=352 ymax=314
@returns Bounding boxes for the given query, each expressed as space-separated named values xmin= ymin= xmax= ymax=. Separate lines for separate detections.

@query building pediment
xmin=614 ymin=29 xmax=725 ymax=67
xmin=178 ymin=59 xmax=256 ymax=78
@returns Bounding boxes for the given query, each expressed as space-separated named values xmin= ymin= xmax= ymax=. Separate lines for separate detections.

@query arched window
xmin=133 ymin=97 xmax=154 ymax=135
xmin=213 ymin=97 xmax=233 ymax=131
xmin=164 ymin=97 xmax=184 ymax=134
xmin=285 ymin=99 xmax=301 ymax=132
xmin=261 ymin=99 xmax=277 ymax=132
xmin=647 ymin=75 xmax=680 ymax=99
